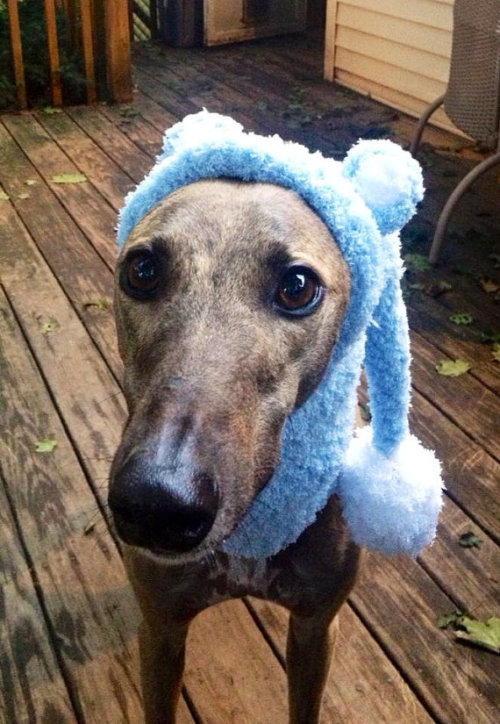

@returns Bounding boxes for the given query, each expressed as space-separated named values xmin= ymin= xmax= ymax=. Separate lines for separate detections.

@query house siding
xmin=324 ymin=0 xmax=458 ymax=133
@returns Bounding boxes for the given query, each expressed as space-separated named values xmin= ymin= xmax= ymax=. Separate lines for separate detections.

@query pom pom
xmin=339 ymin=426 xmax=443 ymax=555
xmin=341 ymin=140 xmax=424 ymax=235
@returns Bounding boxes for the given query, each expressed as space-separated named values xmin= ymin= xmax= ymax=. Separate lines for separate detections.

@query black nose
xmin=108 ymin=456 xmax=219 ymax=553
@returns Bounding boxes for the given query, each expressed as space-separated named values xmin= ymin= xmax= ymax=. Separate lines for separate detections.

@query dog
xmin=109 ymin=178 xmax=360 ymax=723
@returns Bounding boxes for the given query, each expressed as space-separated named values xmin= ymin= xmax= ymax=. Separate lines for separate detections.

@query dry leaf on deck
xmin=449 ymin=312 xmax=474 ymax=325
xmin=35 ymin=438 xmax=58 ymax=453
xmin=39 ymin=318 xmax=59 ymax=334
xmin=479 ymin=278 xmax=499 ymax=294
xmin=51 ymin=172 xmax=87 ymax=184
xmin=458 ymin=531 xmax=483 ymax=549
xmin=491 ymin=343 xmax=500 ymax=363
xmin=455 ymin=617 xmax=500 ymax=655
xmin=403 ymin=253 xmax=431 ymax=272
xmin=435 ymin=359 xmax=471 ymax=376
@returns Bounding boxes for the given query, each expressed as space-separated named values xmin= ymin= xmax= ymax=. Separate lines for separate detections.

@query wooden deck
xmin=0 ymin=33 xmax=499 ymax=724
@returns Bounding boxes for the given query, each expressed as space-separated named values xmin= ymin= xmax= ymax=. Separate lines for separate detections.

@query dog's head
xmin=109 ymin=179 xmax=349 ymax=560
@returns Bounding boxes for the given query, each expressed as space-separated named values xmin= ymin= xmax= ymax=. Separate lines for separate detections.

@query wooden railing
xmin=5 ymin=0 xmax=132 ymax=109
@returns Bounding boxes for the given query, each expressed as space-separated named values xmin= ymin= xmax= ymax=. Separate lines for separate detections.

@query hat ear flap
xmin=160 ymin=110 xmax=244 ymax=160
xmin=341 ymin=140 xmax=424 ymax=235
xmin=338 ymin=252 xmax=443 ymax=555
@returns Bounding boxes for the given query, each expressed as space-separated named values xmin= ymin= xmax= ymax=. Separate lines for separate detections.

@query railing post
xmin=44 ymin=0 xmax=63 ymax=105
xmin=105 ymin=0 xmax=133 ymax=103
xmin=80 ymin=0 xmax=97 ymax=103
xmin=6 ymin=0 xmax=27 ymax=109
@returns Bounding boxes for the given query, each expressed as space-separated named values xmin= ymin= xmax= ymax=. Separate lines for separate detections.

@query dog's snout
xmin=109 ymin=457 xmax=219 ymax=553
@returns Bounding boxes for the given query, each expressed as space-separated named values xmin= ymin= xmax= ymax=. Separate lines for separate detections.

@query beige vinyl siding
xmin=324 ymin=0 xmax=459 ymax=134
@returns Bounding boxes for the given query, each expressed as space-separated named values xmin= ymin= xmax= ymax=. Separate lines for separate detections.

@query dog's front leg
xmin=139 ymin=618 xmax=190 ymax=724
xmin=286 ymin=609 xmax=339 ymax=724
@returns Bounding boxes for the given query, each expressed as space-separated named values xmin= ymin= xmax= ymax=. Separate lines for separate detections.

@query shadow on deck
xmin=0 ymin=32 xmax=498 ymax=724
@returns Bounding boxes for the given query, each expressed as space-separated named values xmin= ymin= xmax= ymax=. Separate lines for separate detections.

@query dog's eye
xmin=274 ymin=266 xmax=323 ymax=316
xmin=122 ymin=251 xmax=160 ymax=299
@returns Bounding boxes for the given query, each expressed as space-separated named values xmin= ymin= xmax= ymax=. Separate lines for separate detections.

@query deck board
xmin=0 ymin=31 xmax=498 ymax=724
xmin=0 ymin=468 xmax=77 ymax=723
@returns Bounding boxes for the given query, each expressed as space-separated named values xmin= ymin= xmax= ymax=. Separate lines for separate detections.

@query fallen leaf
xmin=424 ymin=280 xmax=452 ymax=298
xmin=436 ymin=359 xmax=471 ymax=377
xmin=449 ymin=312 xmax=474 ymax=326
xmin=43 ymin=106 xmax=62 ymax=114
xmin=491 ymin=343 xmax=500 ymax=363
xmin=437 ymin=611 xmax=462 ymax=629
xmin=50 ymin=172 xmax=87 ymax=184
xmin=0 ymin=190 xmax=9 ymax=201
xmin=404 ymin=253 xmax=430 ymax=272
xmin=119 ymin=106 xmax=140 ymax=118
xmin=478 ymin=329 xmax=500 ymax=344
xmin=17 ymin=192 xmax=30 ymax=200
xmin=83 ymin=298 xmax=110 ymax=311
xmin=358 ymin=403 xmax=371 ymax=422
xmin=25 ymin=179 xmax=37 ymax=186
xmin=455 ymin=616 xmax=500 ymax=654
xmin=35 ymin=438 xmax=57 ymax=453
xmin=458 ymin=531 xmax=483 ymax=549
xmin=39 ymin=318 xmax=59 ymax=334
xmin=479 ymin=278 xmax=499 ymax=294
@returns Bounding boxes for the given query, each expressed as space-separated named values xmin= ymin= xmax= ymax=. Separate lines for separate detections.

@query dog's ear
xmin=159 ymin=110 xmax=244 ymax=161
xmin=341 ymin=140 xmax=424 ymax=236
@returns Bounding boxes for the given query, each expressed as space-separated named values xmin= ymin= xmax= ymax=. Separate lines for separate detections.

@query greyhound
xmin=109 ymin=179 xmax=360 ymax=723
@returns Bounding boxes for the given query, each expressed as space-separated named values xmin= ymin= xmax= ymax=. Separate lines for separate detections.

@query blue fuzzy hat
xmin=117 ymin=111 xmax=443 ymax=559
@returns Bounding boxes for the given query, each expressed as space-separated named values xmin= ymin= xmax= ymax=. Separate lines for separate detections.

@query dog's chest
xmin=202 ymin=554 xmax=282 ymax=606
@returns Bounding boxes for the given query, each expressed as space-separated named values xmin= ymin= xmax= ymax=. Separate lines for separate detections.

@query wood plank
xmin=249 ymin=599 xmax=433 ymax=723
xmin=420 ymin=497 xmax=500 ymax=619
xmin=99 ymin=103 xmax=164 ymax=158
xmin=35 ymin=109 xmax=135 ymax=210
xmin=43 ymin=0 xmax=63 ymax=106
xmin=409 ymin=390 xmax=500 ymax=543
xmin=335 ymin=25 xmax=450 ymax=84
xmin=186 ymin=601 xmax=288 ymax=723
xmin=6 ymin=0 xmax=27 ymax=109
xmin=410 ymin=331 xmax=500 ymax=461
xmin=337 ymin=3 xmax=452 ymax=58
xmin=133 ymin=67 xmax=200 ymax=122
xmin=0 ymin=286 xmax=145 ymax=722
xmin=127 ymin=89 xmax=179 ymax=132
xmin=0 ymin=470 xmax=76 ymax=723
xmin=104 ymin=0 xmax=132 ymax=102
xmin=79 ymin=0 xmax=97 ymax=104
xmin=408 ymin=301 xmax=500 ymax=395
xmin=352 ymin=553 xmax=499 ymax=724
xmin=0 ymin=122 xmax=119 ymax=375
xmin=0 ymin=200 xmax=194 ymax=724
xmin=0 ymin=116 xmax=117 ymax=272
xmin=66 ymin=105 xmax=152 ymax=183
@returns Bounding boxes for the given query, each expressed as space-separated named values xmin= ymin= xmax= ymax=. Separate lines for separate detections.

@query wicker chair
xmin=411 ymin=0 xmax=500 ymax=263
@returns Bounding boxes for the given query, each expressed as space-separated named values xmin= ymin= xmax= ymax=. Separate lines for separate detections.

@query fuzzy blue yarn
xmin=116 ymin=111 xmax=441 ymax=559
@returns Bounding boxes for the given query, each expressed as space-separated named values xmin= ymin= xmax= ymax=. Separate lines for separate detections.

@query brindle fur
xmin=111 ymin=180 xmax=361 ymax=723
